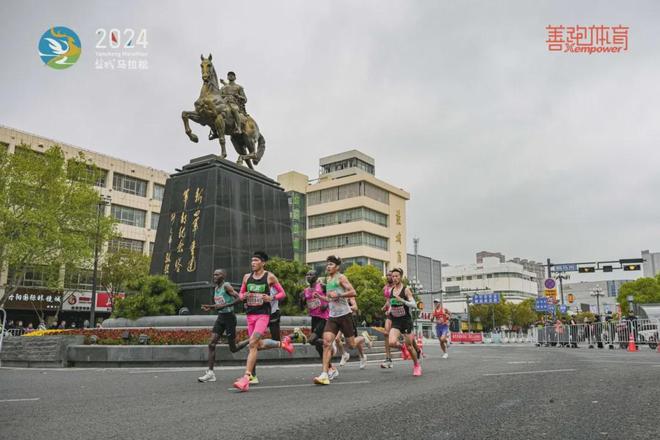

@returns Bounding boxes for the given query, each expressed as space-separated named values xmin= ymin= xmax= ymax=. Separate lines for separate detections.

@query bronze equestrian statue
xmin=182 ymin=54 xmax=265 ymax=169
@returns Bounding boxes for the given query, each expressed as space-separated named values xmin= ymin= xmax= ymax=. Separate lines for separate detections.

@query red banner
xmin=450 ymin=332 xmax=483 ymax=343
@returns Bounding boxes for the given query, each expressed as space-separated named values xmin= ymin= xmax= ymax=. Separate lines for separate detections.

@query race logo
xmin=38 ymin=26 xmax=82 ymax=69
xmin=546 ymin=25 xmax=629 ymax=54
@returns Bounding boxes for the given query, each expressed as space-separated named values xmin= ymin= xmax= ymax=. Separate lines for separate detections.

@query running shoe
xmin=359 ymin=353 xmax=367 ymax=369
xmin=328 ymin=367 xmax=339 ymax=381
xmin=313 ymin=373 xmax=330 ymax=385
xmin=442 ymin=352 xmax=449 ymax=359
xmin=280 ymin=336 xmax=295 ymax=354
xmin=361 ymin=331 xmax=373 ymax=349
xmin=380 ymin=358 xmax=393 ymax=369
xmin=248 ymin=373 xmax=259 ymax=384
xmin=197 ymin=370 xmax=216 ymax=382
xmin=413 ymin=363 xmax=422 ymax=377
xmin=232 ymin=375 xmax=250 ymax=392
xmin=400 ymin=343 xmax=411 ymax=360
xmin=339 ymin=352 xmax=350 ymax=367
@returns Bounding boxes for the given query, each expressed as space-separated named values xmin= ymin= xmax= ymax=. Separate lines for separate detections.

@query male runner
xmin=431 ymin=298 xmax=450 ymax=359
xmin=249 ymin=280 xmax=284 ymax=384
xmin=380 ymin=270 xmax=394 ymax=368
xmin=232 ymin=252 xmax=294 ymax=392
xmin=198 ymin=269 xmax=249 ymax=382
xmin=302 ymin=270 xmax=338 ymax=380
xmin=387 ymin=268 xmax=422 ymax=376
xmin=313 ymin=255 xmax=369 ymax=385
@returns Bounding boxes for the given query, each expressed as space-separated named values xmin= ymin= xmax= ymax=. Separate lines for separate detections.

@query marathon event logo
xmin=546 ymin=25 xmax=629 ymax=54
xmin=38 ymin=26 xmax=82 ymax=69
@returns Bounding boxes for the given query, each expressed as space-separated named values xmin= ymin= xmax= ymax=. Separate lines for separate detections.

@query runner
xmin=387 ymin=268 xmax=422 ymax=376
xmin=198 ymin=268 xmax=249 ymax=382
xmin=249 ymin=279 xmax=284 ymax=384
xmin=232 ymin=252 xmax=295 ymax=392
xmin=313 ymin=255 xmax=369 ymax=385
xmin=302 ymin=270 xmax=338 ymax=380
xmin=380 ymin=270 xmax=394 ymax=368
xmin=431 ymin=298 xmax=450 ymax=359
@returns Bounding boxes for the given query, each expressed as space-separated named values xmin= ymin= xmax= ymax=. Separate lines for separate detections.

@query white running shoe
xmin=328 ymin=367 xmax=339 ymax=381
xmin=197 ymin=370 xmax=216 ymax=382
xmin=339 ymin=352 xmax=350 ymax=367
xmin=442 ymin=352 xmax=449 ymax=359
xmin=359 ymin=353 xmax=367 ymax=369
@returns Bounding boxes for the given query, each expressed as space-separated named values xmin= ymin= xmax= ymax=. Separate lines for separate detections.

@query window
xmin=108 ymin=238 xmax=144 ymax=253
xmin=466 ymin=276 xmax=472 ymax=280
xmin=149 ymin=242 xmax=155 ymax=255
xmin=7 ymin=265 xmax=53 ymax=287
xmin=153 ymin=184 xmax=165 ymax=201
xmin=307 ymin=181 xmax=389 ymax=206
xmin=113 ymin=173 xmax=147 ymax=197
xmin=150 ymin=212 xmax=160 ymax=230
xmin=309 ymin=207 xmax=388 ymax=229
xmin=111 ymin=204 xmax=146 ymax=227
xmin=308 ymin=232 xmax=388 ymax=252
xmin=64 ymin=269 xmax=94 ymax=290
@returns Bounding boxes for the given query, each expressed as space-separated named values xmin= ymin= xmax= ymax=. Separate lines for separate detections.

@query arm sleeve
xmin=239 ymin=281 xmax=247 ymax=300
xmin=271 ymin=282 xmax=286 ymax=300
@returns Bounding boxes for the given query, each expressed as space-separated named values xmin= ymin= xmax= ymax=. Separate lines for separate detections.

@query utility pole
xmin=591 ymin=287 xmax=604 ymax=317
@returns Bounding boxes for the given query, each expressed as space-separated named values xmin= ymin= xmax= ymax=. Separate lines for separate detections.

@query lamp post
xmin=626 ymin=294 xmax=634 ymax=316
xmin=590 ymin=287 xmax=604 ymax=317
xmin=90 ymin=195 xmax=111 ymax=326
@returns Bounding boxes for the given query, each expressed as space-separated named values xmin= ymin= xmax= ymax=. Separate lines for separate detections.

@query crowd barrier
xmin=533 ymin=319 xmax=659 ymax=350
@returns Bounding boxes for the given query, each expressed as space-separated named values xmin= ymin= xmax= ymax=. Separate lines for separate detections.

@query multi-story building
xmin=477 ymin=251 xmax=545 ymax=294
xmin=642 ymin=250 xmax=660 ymax=278
xmin=278 ymin=150 xmax=410 ymax=275
xmin=562 ymin=280 xmax=629 ymax=314
xmin=0 ymin=125 xmax=169 ymax=323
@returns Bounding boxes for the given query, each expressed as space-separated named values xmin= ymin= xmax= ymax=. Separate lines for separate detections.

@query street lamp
xmin=626 ymin=294 xmax=634 ymax=316
xmin=90 ymin=194 xmax=111 ymax=326
xmin=590 ymin=287 xmax=604 ymax=318
xmin=554 ymin=273 xmax=570 ymax=305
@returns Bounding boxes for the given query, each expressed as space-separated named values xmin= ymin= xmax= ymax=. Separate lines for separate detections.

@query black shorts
xmin=212 ymin=313 xmax=237 ymax=339
xmin=269 ymin=310 xmax=281 ymax=341
xmin=324 ymin=314 xmax=355 ymax=336
xmin=351 ymin=315 xmax=359 ymax=337
xmin=391 ymin=317 xmax=413 ymax=335
xmin=311 ymin=316 xmax=327 ymax=337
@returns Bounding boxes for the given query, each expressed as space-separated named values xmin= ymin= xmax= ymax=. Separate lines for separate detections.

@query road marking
xmin=577 ymin=360 xmax=660 ymax=366
xmin=507 ymin=361 xmax=539 ymax=364
xmin=0 ymin=398 xmax=40 ymax=403
xmin=483 ymin=369 xmax=576 ymax=377
xmin=226 ymin=380 xmax=370 ymax=391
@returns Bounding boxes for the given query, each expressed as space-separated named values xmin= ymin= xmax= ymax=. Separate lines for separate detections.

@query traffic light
xmin=602 ymin=265 xmax=613 ymax=272
xmin=578 ymin=267 xmax=596 ymax=273
xmin=623 ymin=264 xmax=641 ymax=271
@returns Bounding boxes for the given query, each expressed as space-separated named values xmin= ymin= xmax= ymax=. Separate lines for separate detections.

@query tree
xmin=100 ymin=249 xmax=151 ymax=311
xmin=112 ymin=275 xmax=181 ymax=320
xmin=265 ymin=257 xmax=310 ymax=316
xmin=344 ymin=264 xmax=385 ymax=324
xmin=617 ymin=275 xmax=660 ymax=315
xmin=0 ymin=145 xmax=116 ymax=309
xmin=469 ymin=298 xmax=511 ymax=331
xmin=510 ymin=298 xmax=537 ymax=329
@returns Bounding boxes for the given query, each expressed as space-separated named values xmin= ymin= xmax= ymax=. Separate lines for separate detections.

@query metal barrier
xmin=534 ymin=319 xmax=659 ymax=350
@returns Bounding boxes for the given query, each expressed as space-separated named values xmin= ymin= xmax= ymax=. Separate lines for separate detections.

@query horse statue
xmin=181 ymin=54 xmax=265 ymax=169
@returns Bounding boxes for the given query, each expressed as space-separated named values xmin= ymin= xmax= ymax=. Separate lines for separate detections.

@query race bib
xmin=307 ymin=299 xmax=321 ymax=310
xmin=214 ymin=295 xmax=226 ymax=306
xmin=247 ymin=292 xmax=264 ymax=307
xmin=390 ymin=306 xmax=406 ymax=318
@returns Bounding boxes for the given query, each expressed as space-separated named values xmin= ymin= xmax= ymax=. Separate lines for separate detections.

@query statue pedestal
xmin=150 ymin=155 xmax=293 ymax=313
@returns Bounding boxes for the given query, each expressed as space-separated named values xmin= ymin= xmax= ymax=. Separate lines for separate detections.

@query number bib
xmin=247 ymin=293 xmax=264 ymax=307
xmin=307 ymin=298 xmax=321 ymax=310
xmin=390 ymin=305 xmax=406 ymax=318
xmin=214 ymin=296 xmax=226 ymax=306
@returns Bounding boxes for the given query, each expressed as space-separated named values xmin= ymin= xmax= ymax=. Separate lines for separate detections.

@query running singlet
xmin=303 ymin=283 xmax=329 ymax=319
xmin=245 ymin=272 xmax=271 ymax=315
xmin=214 ymin=282 xmax=234 ymax=314
xmin=326 ymin=276 xmax=352 ymax=318
xmin=433 ymin=307 xmax=449 ymax=324
xmin=269 ymin=286 xmax=280 ymax=314
xmin=389 ymin=286 xmax=411 ymax=319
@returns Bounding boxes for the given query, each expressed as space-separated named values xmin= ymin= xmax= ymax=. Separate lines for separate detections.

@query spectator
xmin=58 ymin=320 xmax=66 ymax=329
xmin=38 ymin=321 xmax=47 ymax=330
xmin=70 ymin=322 xmax=77 ymax=329
xmin=83 ymin=319 xmax=90 ymax=329
xmin=26 ymin=323 xmax=34 ymax=332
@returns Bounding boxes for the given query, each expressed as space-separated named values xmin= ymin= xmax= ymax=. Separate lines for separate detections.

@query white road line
xmin=483 ymin=369 xmax=576 ymax=377
xmin=507 ymin=361 xmax=539 ymax=364
xmin=577 ymin=360 xmax=660 ymax=366
xmin=0 ymin=398 xmax=40 ymax=403
xmin=226 ymin=380 xmax=370 ymax=391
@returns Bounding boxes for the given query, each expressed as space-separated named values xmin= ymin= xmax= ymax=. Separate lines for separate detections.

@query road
xmin=1 ymin=343 xmax=659 ymax=440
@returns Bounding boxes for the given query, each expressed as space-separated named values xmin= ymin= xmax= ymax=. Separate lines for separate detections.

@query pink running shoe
xmin=280 ymin=336 xmax=295 ymax=354
xmin=233 ymin=375 xmax=250 ymax=392
xmin=400 ymin=343 xmax=411 ymax=360
xmin=413 ymin=363 xmax=422 ymax=377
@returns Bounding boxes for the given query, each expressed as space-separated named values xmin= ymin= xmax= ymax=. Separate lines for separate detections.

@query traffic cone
xmin=627 ymin=333 xmax=638 ymax=352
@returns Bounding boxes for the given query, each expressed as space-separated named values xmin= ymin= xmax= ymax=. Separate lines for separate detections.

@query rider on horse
xmin=220 ymin=71 xmax=247 ymax=135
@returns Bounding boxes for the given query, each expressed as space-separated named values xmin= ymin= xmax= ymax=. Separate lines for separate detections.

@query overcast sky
xmin=2 ymin=1 xmax=659 ymax=279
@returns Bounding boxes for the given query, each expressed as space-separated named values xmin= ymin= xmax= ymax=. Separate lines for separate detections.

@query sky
xmin=1 ymin=0 xmax=659 ymax=280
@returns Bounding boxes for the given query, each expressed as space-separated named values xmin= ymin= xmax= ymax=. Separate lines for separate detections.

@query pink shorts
xmin=247 ymin=314 xmax=270 ymax=337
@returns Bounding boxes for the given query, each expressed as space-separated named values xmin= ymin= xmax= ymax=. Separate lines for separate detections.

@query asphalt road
xmin=1 ymin=343 xmax=659 ymax=440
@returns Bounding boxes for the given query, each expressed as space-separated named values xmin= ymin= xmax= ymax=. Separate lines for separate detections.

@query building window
xmin=7 ymin=265 xmax=52 ymax=287
xmin=307 ymin=181 xmax=389 ymax=206
xmin=111 ymin=204 xmax=146 ymax=227
xmin=309 ymin=207 xmax=388 ymax=229
xmin=153 ymin=184 xmax=165 ymax=201
xmin=108 ymin=238 xmax=144 ymax=253
xmin=64 ymin=269 xmax=94 ymax=290
xmin=308 ymin=232 xmax=388 ymax=252
xmin=113 ymin=173 xmax=147 ymax=197
xmin=149 ymin=242 xmax=155 ymax=255
xmin=150 ymin=212 xmax=160 ymax=230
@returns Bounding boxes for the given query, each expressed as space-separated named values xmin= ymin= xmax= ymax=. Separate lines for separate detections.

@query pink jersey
xmin=383 ymin=285 xmax=392 ymax=299
xmin=303 ymin=283 xmax=329 ymax=319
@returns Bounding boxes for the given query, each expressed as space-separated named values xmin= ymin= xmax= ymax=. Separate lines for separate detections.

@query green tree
xmin=510 ymin=298 xmax=537 ymax=329
xmin=617 ymin=275 xmax=660 ymax=315
xmin=100 ymin=249 xmax=151 ymax=311
xmin=112 ymin=275 xmax=181 ymax=320
xmin=265 ymin=257 xmax=310 ymax=316
xmin=468 ymin=298 xmax=511 ymax=331
xmin=344 ymin=264 xmax=385 ymax=324
xmin=0 ymin=145 xmax=116 ymax=308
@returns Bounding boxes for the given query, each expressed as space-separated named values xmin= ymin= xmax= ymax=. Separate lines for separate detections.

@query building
xmin=562 ymin=280 xmax=629 ymax=314
xmin=642 ymin=250 xmax=660 ymax=278
xmin=0 ymin=125 xmax=169 ymax=323
xmin=407 ymin=253 xmax=442 ymax=292
xmin=278 ymin=150 xmax=410 ymax=274
xmin=477 ymin=251 xmax=545 ymax=294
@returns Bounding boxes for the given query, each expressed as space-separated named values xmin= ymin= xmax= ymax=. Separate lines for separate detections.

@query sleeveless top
xmin=214 ymin=282 xmax=234 ymax=314
xmin=245 ymin=271 xmax=271 ymax=315
xmin=326 ymin=275 xmax=352 ymax=318
xmin=389 ymin=285 xmax=411 ymax=320
xmin=303 ymin=283 xmax=329 ymax=319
